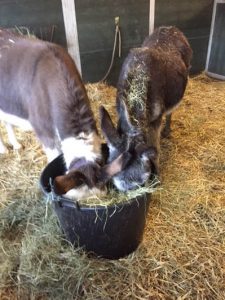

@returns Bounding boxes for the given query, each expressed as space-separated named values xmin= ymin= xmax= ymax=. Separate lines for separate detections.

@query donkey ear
xmin=100 ymin=106 xmax=120 ymax=145
xmin=117 ymin=99 xmax=134 ymax=134
xmin=53 ymin=171 xmax=91 ymax=195
xmin=100 ymin=152 xmax=132 ymax=183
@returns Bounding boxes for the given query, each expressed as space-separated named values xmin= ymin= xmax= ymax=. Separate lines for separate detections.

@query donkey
xmin=0 ymin=28 xmax=129 ymax=200
xmin=100 ymin=26 xmax=193 ymax=191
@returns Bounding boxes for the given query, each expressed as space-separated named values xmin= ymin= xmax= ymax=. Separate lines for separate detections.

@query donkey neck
xmin=61 ymin=131 xmax=102 ymax=169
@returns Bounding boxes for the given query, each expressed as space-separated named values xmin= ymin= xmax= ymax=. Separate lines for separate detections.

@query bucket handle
xmin=48 ymin=177 xmax=80 ymax=210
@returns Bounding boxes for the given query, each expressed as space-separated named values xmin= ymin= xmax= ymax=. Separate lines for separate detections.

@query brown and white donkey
xmin=0 ymin=28 xmax=130 ymax=200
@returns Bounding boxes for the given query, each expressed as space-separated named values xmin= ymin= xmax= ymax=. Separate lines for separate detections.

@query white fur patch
xmin=64 ymin=185 xmax=106 ymax=201
xmin=0 ymin=137 xmax=7 ymax=154
xmin=142 ymin=172 xmax=150 ymax=182
xmin=108 ymin=144 xmax=117 ymax=157
xmin=55 ymin=128 xmax=61 ymax=142
xmin=5 ymin=123 xmax=21 ymax=149
xmin=112 ymin=177 xmax=126 ymax=192
xmin=0 ymin=110 xmax=32 ymax=131
xmin=113 ymin=171 xmax=150 ymax=192
xmin=61 ymin=132 xmax=101 ymax=169
xmin=152 ymin=102 xmax=162 ymax=120
xmin=141 ymin=153 xmax=150 ymax=162
xmin=43 ymin=147 xmax=60 ymax=162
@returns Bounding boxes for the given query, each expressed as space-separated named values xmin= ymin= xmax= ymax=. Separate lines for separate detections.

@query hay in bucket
xmin=77 ymin=179 xmax=159 ymax=206
xmin=0 ymin=73 xmax=225 ymax=299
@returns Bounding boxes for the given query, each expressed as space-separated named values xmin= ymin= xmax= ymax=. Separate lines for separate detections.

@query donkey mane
xmin=50 ymin=47 xmax=98 ymax=138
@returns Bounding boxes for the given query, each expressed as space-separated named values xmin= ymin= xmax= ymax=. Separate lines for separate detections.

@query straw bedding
xmin=0 ymin=74 xmax=225 ymax=299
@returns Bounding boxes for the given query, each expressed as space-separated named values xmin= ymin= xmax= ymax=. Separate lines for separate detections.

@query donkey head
xmin=53 ymin=151 xmax=132 ymax=200
xmin=100 ymin=100 xmax=157 ymax=191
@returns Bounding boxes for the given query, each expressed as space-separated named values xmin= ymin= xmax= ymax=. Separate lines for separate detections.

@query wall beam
xmin=61 ymin=0 xmax=82 ymax=74
xmin=149 ymin=0 xmax=155 ymax=34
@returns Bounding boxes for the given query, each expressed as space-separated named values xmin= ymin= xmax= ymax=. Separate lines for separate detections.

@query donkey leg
xmin=39 ymin=135 xmax=61 ymax=162
xmin=30 ymin=116 xmax=61 ymax=162
xmin=146 ymin=117 xmax=163 ymax=175
xmin=39 ymin=135 xmax=60 ymax=162
xmin=161 ymin=113 xmax=172 ymax=138
xmin=0 ymin=133 xmax=7 ymax=154
xmin=5 ymin=123 xmax=22 ymax=150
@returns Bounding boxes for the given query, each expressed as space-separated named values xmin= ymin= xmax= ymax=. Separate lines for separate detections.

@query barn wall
xmin=75 ymin=0 xmax=149 ymax=84
xmin=155 ymin=0 xmax=214 ymax=75
xmin=0 ymin=0 xmax=66 ymax=45
xmin=76 ymin=0 xmax=214 ymax=84
xmin=0 ymin=0 xmax=214 ymax=85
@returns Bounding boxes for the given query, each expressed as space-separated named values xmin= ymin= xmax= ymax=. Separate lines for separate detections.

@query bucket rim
xmin=44 ymin=191 xmax=150 ymax=212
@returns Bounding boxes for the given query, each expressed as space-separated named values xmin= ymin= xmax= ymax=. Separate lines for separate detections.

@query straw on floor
xmin=0 ymin=74 xmax=224 ymax=300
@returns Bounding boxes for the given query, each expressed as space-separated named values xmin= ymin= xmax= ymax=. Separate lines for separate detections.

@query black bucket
xmin=40 ymin=154 xmax=151 ymax=259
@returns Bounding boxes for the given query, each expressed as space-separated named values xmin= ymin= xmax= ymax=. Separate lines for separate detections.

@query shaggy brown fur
xmin=100 ymin=26 xmax=192 ymax=191
xmin=117 ymin=26 xmax=193 ymax=155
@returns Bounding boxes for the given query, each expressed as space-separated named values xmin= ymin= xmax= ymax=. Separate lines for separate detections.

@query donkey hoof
xmin=13 ymin=142 xmax=22 ymax=150
xmin=0 ymin=146 xmax=8 ymax=154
